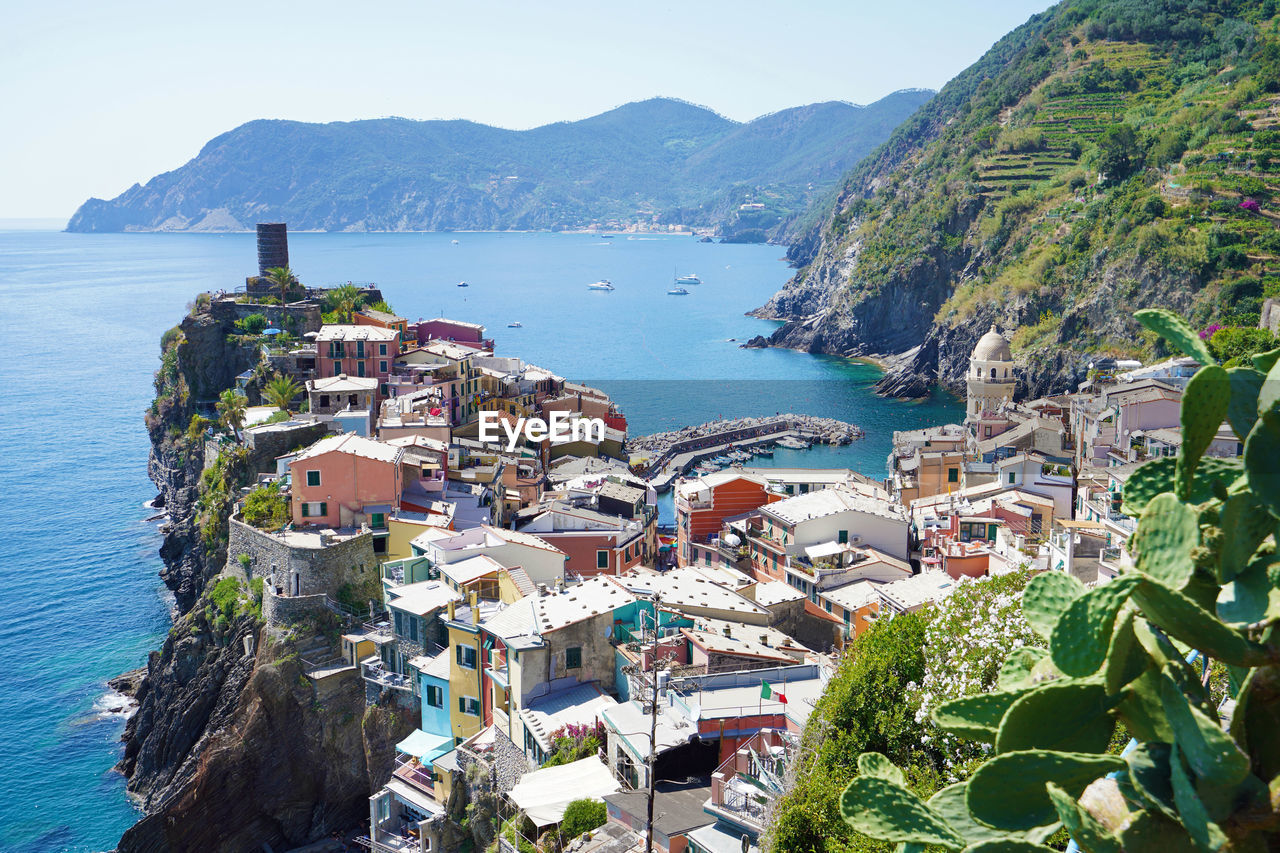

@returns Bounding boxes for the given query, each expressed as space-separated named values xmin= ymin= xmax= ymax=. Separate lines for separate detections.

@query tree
xmin=1097 ymin=123 xmax=1140 ymax=183
xmin=325 ymin=283 xmax=364 ymax=323
xmin=264 ymin=266 xmax=298 ymax=306
xmin=262 ymin=373 xmax=302 ymax=412
xmin=241 ymin=483 xmax=289 ymax=529
xmin=216 ymin=389 xmax=247 ymax=440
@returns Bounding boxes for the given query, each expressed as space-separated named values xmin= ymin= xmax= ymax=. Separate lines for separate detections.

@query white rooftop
xmin=762 ymin=486 xmax=906 ymax=526
xmin=616 ymin=568 xmax=770 ymax=619
xmin=315 ymin=324 xmax=400 ymax=342
xmin=438 ymin=554 xmax=506 ymax=587
xmin=308 ymin=374 xmax=378 ymax=392
xmin=484 ymin=577 xmax=635 ymax=637
xmin=818 ymin=579 xmax=882 ymax=612
xmin=387 ymin=579 xmax=462 ymax=617
xmin=294 ymin=432 xmax=402 ymax=465
xmin=750 ymin=580 xmax=805 ymax=607
xmin=876 ymin=571 xmax=957 ymax=612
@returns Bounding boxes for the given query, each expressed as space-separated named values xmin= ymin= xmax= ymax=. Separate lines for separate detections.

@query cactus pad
xmin=1134 ymin=309 xmax=1215 ymax=366
xmin=1103 ymin=610 xmax=1148 ymax=694
xmin=1244 ymin=410 xmax=1280 ymax=519
xmin=839 ymin=775 xmax=965 ymax=848
xmin=1217 ymin=494 xmax=1274 ymax=583
xmin=1022 ymin=572 xmax=1082 ymax=639
xmin=958 ymin=842 xmax=1057 ymax=853
xmin=1122 ymin=457 xmax=1242 ymax=517
xmin=998 ymin=647 xmax=1049 ymax=690
xmin=1157 ymin=670 xmax=1250 ymax=787
xmin=1168 ymin=742 xmax=1228 ymax=852
xmin=1132 ymin=578 xmax=1268 ymax=667
xmin=1226 ymin=366 xmax=1264 ymax=441
xmin=966 ymin=751 xmax=1125 ymax=830
xmin=1125 ymin=743 xmax=1177 ymax=820
xmin=932 ymin=691 xmax=1024 ymax=741
xmin=1050 ymin=575 xmax=1139 ymax=677
xmin=1177 ymin=365 xmax=1230 ymax=498
xmin=1132 ymin=493 xmax=1198 ymax=589
xmin=995 ymin=681 xmax=1117 ymax=755
xmin=858 ymin=752 xmax=906 ymax=786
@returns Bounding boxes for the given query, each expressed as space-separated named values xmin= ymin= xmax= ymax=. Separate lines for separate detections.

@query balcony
xmin=363 ymin=661 xmax=413 ymax=691
xmin=392 ymin=753 xmax=440 ymax=797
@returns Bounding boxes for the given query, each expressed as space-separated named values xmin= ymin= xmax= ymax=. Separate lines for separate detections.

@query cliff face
xmin=120 ymin=298 xmax=413 ymax=851
xmin=753 ymin=0 xmax=1274 ymax=396
xmin=119 ymin=613 xmax=413 ymax=853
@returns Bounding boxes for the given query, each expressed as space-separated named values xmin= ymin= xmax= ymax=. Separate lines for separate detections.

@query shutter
xmin=301 ymin=502 xmax=310 ymax=518
xmin=320 ymin=502 xmax=327 ymax=517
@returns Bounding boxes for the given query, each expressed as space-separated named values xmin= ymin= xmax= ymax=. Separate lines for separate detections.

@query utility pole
xmin=645 ymin=596 xmax=665 ymax=853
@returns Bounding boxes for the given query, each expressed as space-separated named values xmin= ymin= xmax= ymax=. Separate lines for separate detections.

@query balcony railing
xmin=393 ymin=754 xmax=439 ymax=796
xmin=363 ymin=662 xmax=413 ymax=691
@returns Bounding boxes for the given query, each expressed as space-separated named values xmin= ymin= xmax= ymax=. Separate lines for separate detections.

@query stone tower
xmin=966 ymin=326 xmax=1015 ymax=419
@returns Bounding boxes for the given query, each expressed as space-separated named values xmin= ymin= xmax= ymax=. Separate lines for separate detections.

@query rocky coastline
xmin=112 ymin=298 xmax=412 ymax=853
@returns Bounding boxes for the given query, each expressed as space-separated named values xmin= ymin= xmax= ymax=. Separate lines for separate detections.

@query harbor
xmin=630 ymin=414 xmax=864 ymax=491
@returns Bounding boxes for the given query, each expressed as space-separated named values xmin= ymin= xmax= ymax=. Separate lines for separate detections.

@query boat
xmin=675 ymin=273 xmax=701 ymax=285
xmin=600 ymin=234 xmax=615 ymax=239
xmin=451 ymin=239 xmax=459 ymax=245
xmin=753 ymin=447 xmax=774 ymax=458
xmin=587 ymin=279 xmax=615 ymax=291
xmin=507 ymin=322 xmax=523 ymax=328
xmin=667 ymin=286 xmax=690 ymax=295
xmin=457 ymin=281 xmax=469 ymax=287
xmin=776 ymin=437 xmax=809 ymax=450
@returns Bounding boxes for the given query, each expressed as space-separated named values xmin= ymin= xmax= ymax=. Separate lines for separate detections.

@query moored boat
xmin=587 ymin=279 xmax=615 ymax=291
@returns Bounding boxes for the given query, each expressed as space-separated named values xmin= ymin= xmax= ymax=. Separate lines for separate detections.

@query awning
xmin=507 ymin=756 xmax=620 ymax=826
xmin=397 ymin=729 xmax=454 ymax=763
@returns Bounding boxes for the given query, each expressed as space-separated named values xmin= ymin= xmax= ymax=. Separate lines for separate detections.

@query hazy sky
xmin=1 ymin=0 xmax=1053 ymax=219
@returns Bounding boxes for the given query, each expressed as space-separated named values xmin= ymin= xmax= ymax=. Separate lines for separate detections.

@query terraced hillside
xmin=755 ymin=0 xmax=1280 ymax=397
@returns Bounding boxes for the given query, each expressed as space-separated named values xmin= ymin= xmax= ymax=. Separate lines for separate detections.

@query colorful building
xmin=289 ymin=433 xmax=403 ymax=529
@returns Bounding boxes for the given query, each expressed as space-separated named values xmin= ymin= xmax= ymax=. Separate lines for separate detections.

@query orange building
xmin=673 ymin=471 xmax=776 ymax=564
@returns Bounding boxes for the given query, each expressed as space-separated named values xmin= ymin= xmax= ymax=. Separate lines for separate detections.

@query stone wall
xmin=226 ymin=516 xmax=376 ymax=600
xmin=243 ymin=421 xmax=329 ymax=468
xmin=211 ymin=298 xmax=324 ymax=335
xmin=262 ymin=586 xmax=329 ymax=627
xmin=490 ymin=727 xmax=531 ymax=794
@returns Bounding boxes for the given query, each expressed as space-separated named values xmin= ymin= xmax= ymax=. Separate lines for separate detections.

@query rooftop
xmin=876 ymin=571 xmax=957 ymax=612
xmin=750 ymin=580 xmax=806 ymax=607
xmin=315 ymin=324 xmax=400 ymax=342
xmin=438 ymin=554 xmax=506 ymax=587
xmin=615 ymin=568 xmax=770 ymax=619
xmin=387 ymin=579 xmax=462 ymax=617
xmin=294 ymin=432 xmax=402 ymax=465
xmin=307 ymin=374 xmax=379 ymax=393
xmin=818 ymin=579 xmax=882 ymax=612
xmin=761 ymin=486 xmax=906 ymax=526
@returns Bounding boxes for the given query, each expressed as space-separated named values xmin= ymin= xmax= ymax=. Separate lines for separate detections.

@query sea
xmin=0 ymin=226 xmax=961 ymax=852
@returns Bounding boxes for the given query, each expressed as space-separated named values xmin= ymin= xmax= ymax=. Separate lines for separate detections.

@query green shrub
xmin=241 ymin=483 xmax=289 ymax=529
xmin=560 ymin=799 xmax=606 ymax=841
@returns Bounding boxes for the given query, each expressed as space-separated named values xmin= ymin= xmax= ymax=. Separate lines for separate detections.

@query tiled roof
xmin=294 ymin=433 xmax=402 ymax=465
xmin=315 ymin=324 xmax=400 ymax=342
xmin=388 ymin=580 xmax=462 ymax=617
xmin=762 ymin=487 xmax=906 ymax=525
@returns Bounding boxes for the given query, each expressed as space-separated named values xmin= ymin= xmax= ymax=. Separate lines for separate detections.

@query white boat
xmin=587 ymin=279 xmax=615 ymax=291
xmin=507 ymin=322 xmax=523 ymax=328
xmin=667 ymin=286 xmax=690 ymax=295
xmin=457 ymin=281 xmax=469 ymax=287
xmin=451 ymin=239 xmax=459 ymax=245
xmin=675 ymin=273 xmax=701 ymax=285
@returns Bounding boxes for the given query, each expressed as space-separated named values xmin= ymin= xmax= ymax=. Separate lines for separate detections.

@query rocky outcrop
xmin=118 ymin=611 xmax=415 ymax=853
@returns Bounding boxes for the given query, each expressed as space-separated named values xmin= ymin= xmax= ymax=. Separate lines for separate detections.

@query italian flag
xmin=761 ymin=681 xmax=787 ymax=704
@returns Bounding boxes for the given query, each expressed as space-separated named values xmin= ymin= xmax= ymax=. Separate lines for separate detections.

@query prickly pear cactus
xmin=839 ymin=311 xmax=1280 ymax=852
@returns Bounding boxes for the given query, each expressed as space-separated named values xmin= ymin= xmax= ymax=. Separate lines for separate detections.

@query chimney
xmin=447 ymin=600 xmax=456 ymax=621
xmin=469 ymin=590 xmax=479 ymax=625
xmin=537 ymin=583 xmax=548 ymax=598
xmin=555 ymin=578 xmax=565 ymax=593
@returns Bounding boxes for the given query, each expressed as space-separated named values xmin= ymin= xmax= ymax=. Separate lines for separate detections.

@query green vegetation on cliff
xmin=770 ymin=0 xmax=1280 ymax=393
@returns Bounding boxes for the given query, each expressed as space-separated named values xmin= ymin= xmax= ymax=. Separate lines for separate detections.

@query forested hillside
xmin=755 ymin=0 xmax=1280 ymax=397
xmin=66 ymin=93 xmax=932 ymax=238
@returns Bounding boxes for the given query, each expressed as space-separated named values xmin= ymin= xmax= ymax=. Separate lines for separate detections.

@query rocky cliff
xmin=119 ymin=296 xmax=412 ymax=852
xmin=753 ymin=0 xmax=1279 ymax=397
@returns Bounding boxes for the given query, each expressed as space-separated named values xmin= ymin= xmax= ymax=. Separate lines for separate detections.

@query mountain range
xmin=66 ymin=92 xmax=934 ymax=238
xmin=753 ymin=0 xmax=1280 ymax=396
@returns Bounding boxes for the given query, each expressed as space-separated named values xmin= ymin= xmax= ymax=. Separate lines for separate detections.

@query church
xmin=965 ymin=325 xmax=1016 ymax=420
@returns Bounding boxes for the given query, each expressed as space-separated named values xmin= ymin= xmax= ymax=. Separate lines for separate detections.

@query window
xmin=947 ymin=468 xmax=959 ymax=483
xmin=394 ymin=611 xmax=403 ymax=635
xmin=373 ymin=537 xmax=387 ymax=555
xmin=357 ymin=361 xmax=366 ymax=378
xmin=306 ymin=470 xmax=321 ymax=487
xmin=1008 ymin=472 xmax=1016 ymax=484
xmin=379 ymin=343 xmax=387 ymax=356
xmin=332 ymin=360 xmax=341 ymax=374
xmin=357 ymin=342 xmax=366 ymax=358
xmin=838 ymin=530 xmax=848 ymax=544
xmin=371 ymin=512 xmax=386 ymax=529
xmin=379 ymin=360 xmax=388 ymax=373
xmin=319 ymin=394 xmax=330 ymax=408
xmin=596 ymin=550 xmax=609 ymax=569
xmin=408 ymin=616 xmax=419 ymax=642
xmin=301 ymin=501 xmax=327 ymax=518
xmin=456 ymin=644 xmax=477 ymax=669
xmin=458 ymin=696 xmax=480 ymax=716
xmin=566 ymin=647 xmax=582 ymax=669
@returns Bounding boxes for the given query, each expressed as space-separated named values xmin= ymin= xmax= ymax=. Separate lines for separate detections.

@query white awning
xmin=507 ymin=756 xmax=620 ymax=826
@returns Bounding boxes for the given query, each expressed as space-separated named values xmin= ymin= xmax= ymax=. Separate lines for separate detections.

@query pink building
xmin=290 ymin=434 xmax=404 ymax=529
xmin=315 ymin=325 xmax=402 ymax=396
xmin=412 ymin=317 xmax=493 ymax=351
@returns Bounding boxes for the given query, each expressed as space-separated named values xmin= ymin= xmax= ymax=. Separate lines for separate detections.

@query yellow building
xmin=444 ymin=593 xmax=488 ymax=742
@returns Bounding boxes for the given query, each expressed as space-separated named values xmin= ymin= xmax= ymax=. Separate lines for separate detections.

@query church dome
xmin=972 ymin=325 xmax=1012 ymax=362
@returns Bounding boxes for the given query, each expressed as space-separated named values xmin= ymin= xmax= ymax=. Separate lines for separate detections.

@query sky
xmin=0 ymin=0 xmax=1054 ymax=220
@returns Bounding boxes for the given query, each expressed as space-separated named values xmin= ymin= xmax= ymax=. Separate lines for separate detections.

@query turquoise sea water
xmin=0 ymin=228 xmax=960 ymax=851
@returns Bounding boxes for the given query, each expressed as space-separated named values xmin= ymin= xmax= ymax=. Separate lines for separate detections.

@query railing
xmin=393 ymin=754 xmax=439 ymax=795
xmin=363 ymin=662 xmax=413 ymax=690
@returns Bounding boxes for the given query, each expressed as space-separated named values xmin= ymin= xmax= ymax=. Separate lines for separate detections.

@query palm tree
xmin=327 ymin=282 xmax=363 ymax=323
xmin=264 ymin=266 xmax=297 ymax=305
xmin=216 ymin=389 xmax=247 ymax=440
xmin=263 ymin=374 xmax=302 ymax=412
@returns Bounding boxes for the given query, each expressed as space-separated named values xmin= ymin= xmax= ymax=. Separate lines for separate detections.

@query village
xmin=202 ymin=225 xmax=1214 ymax=853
